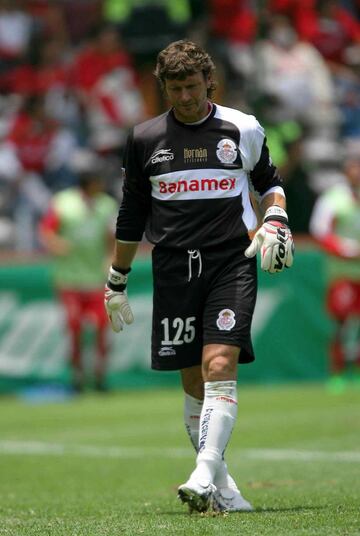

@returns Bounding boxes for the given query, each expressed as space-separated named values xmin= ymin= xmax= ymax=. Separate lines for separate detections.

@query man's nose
xmin=179 ymin=88 xmax=191 ymax=101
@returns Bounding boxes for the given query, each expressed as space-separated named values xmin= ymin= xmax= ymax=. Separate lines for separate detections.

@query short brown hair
xmin=154 ymin=40 xmax=217 ymax=98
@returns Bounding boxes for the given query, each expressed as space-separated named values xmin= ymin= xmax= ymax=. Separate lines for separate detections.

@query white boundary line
xmin=0 ymin=441 xmax=359 ymax=463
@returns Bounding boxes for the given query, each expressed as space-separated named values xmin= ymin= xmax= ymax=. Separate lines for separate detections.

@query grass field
xmin=0 ymin=383 xmax=359 ymax=536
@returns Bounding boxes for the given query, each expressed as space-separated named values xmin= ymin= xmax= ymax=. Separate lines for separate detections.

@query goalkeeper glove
xmin=245 ymin=205 xmax=294 ymax=273
xmin=104 ymin=266 xmax=134 ymax=332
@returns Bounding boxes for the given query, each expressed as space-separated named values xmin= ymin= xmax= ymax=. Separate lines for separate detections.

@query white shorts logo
xmin=158 ymin=346 xmax=176 ymax=356
xmin=216 ymin=139 xmax=237 ymax=164
xmin=216 ymin=309 xmax=236 ymax=331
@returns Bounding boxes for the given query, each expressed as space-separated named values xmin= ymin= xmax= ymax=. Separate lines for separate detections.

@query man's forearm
xmin=112 ymin=240 xmax=140 ymax=270
xmin=260 ymin=192 xmax=286 ymax=216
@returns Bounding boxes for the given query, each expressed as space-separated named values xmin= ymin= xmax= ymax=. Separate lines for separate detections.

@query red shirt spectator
xmin=7 ymin=98 xmax=57 ymax=173
xmin=270 ymin=0 xmax=360 ymax=64
xmin=72 ymin=26 xmax=132 ymax=92
xmin=209 ymin=0 xmax=257 ymax=44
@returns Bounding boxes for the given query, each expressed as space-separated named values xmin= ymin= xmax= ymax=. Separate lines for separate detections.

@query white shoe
xmin=213 ymin=486 xmax=253 ymax=512
xmin=178 ymin=478 xmax=216 ymax=513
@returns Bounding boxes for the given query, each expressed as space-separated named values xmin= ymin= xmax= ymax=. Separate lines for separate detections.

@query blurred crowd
xmin=0 ymin=0 xmax=359 ymax=252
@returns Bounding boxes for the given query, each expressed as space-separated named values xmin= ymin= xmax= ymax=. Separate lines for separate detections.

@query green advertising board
xmin=0 ymin=248 xmax=333 ymax=392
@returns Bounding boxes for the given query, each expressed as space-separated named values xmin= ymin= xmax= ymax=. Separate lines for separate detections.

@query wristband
xmin=263 ymin=205 xmax=288 ymax=225
xmin=107 ymin=265 xmax=131 ymax=291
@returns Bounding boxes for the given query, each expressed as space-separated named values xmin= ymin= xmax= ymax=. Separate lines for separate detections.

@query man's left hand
xmin=245 ymin=206 xmax=294 ymax=273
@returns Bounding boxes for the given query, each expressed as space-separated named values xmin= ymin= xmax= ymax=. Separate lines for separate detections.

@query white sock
xmin=183 ymin=392 xmax=237 ymax=489
xmin=184 ymin=393 xmax=203 ymax=451
xmin=191 ymin=380 xmax=238 ymax=485
xmin=215 ymin=462 xmax=239 ymax=490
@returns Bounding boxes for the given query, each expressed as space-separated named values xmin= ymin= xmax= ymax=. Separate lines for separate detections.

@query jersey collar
xmin=169 ymin=102 xmax=216 ymax=128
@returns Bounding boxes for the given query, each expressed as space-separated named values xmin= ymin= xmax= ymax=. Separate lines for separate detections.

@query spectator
xmin=71 ymin=25 xmax=132 ymax=94
xmin=254 ymin=14 xmax=339 ymax=135
xmin=35 ymin=39 xmax=82 ymax=136
xmin=39 ymin=153 xmax=118 ymax=392
xmin=267 ymin=0 xmax=360 ymax=70
xmin=71 ymin=25 xmax=145 ymax=156
xmin=296 ymin=0 xmax=360 ymax=69
xmin=0 ymin=94 xmax=78 ymax=250
xmin=310 ymin=141 xmax=360 ymax=391
xmin=0 ymin=35 xmax=82 ymax=135
xmin=6 ymin=94 xmax=77 ymax=190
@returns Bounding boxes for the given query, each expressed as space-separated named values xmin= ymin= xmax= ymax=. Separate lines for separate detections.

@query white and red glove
xmin=104 ymin=266 xmax=134 ymax=332
xmin=245 ymin=206 xmax=294 ymax=273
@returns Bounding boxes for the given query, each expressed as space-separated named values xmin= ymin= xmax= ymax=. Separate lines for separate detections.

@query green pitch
xmin=0 ymin=383 xmax=359 ymax=535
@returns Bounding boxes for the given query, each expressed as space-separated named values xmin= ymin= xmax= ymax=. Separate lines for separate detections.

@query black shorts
xmin=151 ymin=241 xmax=257 ymax=371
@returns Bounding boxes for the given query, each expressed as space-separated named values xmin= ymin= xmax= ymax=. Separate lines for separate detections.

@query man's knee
xmin=205 ymin=356 xmax=235 ymax=381
xmin=202 ymin=344 xmax=239 ymax=382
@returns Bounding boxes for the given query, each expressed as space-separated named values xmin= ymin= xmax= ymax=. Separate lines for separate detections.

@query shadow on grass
xmin=254 ymin=505 xmax=328 ymax=514
xmin=137 ymin=505 xmax=328 ymax=516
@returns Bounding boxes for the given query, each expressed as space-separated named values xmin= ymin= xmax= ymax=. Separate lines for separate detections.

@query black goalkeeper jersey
xmin=116 ymin=103 xmax=283 ymax=249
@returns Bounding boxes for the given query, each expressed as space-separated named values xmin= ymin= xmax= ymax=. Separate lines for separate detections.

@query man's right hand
xmin=104 ymin=266 xmax=134 ymax=333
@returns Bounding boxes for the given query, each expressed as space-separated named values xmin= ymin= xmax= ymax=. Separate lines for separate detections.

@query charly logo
xmin=151 ymin=148 xmax=174 ymax=164
xmin=158 ymin=346 xmax=176 ymax=357
xmin=184 ymin=147 xmax=208 ymax=163
xmin=216 ymin=139 xmax=237 ymax=164
xmin=216 ymin=309 xmax=236 ymax=331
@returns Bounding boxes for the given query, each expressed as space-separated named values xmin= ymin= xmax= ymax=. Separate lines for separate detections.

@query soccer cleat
xmin=178 ymin=478 xmax=216 ymax=513
xmin=212 ymin=486 xmax=253 ymax=513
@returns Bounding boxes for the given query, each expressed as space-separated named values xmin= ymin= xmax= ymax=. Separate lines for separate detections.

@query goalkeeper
xmin=105 ymin=40 xmax=294 ymax=513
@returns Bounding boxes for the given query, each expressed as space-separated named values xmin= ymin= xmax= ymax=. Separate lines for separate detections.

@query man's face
xmin=164 ymin=72 xmax=211 ymax=123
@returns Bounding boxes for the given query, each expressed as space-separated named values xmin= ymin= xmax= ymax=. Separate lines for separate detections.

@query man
xmin=310 ymin=144 xmax=360 ymax=392
xmin=105 ymin=40 xmax=294 ymax=512
xmin=40 ymin=163 xmax=118 ymax=392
